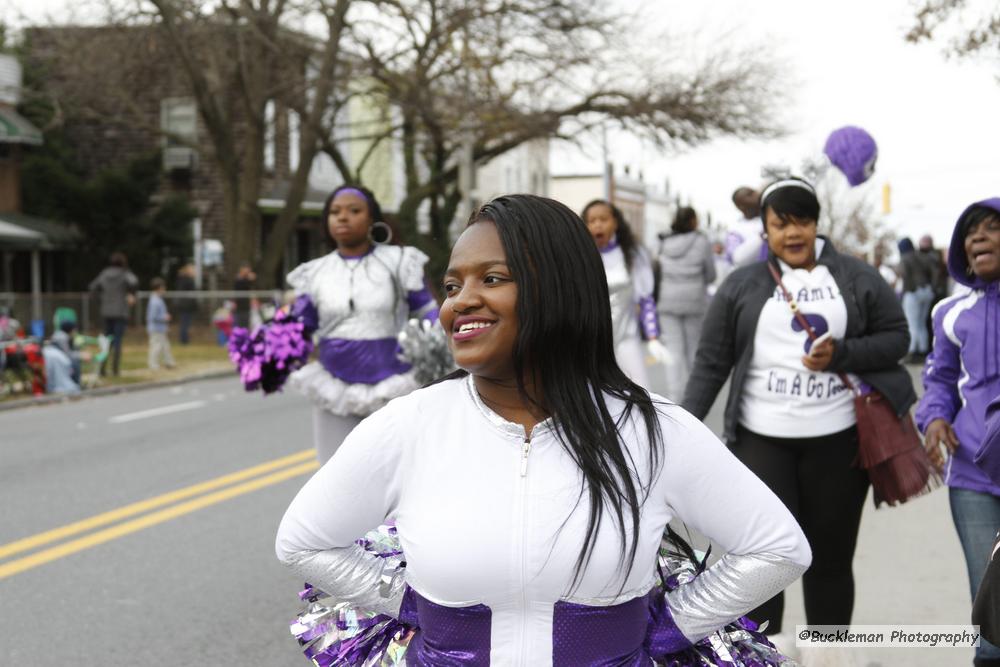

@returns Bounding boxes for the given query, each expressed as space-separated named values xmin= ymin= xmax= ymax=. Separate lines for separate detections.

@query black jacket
xmin=682 ymin=238 xmax=916 ymax=444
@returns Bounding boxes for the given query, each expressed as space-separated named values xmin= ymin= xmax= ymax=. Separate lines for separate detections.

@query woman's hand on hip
xmin=924 ymin=418 xmax=959 ymax=470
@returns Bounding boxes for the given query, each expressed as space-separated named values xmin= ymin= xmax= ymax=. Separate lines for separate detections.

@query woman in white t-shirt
xmin=682 ymin=178 xmax=915 ymax=660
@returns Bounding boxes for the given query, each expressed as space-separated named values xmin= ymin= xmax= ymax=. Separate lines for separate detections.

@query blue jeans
xmin=950 ymin=487 xmax=1000 ymax=661
xmin=101 ymin=317 xmax=127 ymax=376
xmin=179 ymin=311 xmax=194 ymax=345
xmin=902 ymin=285 xmax=934 ymax=354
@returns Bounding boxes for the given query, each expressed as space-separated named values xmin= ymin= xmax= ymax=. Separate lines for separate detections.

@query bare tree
xmin=333 ymin=0 xmax=786 ymax=270
xmin=907 ymin=1 xmax=1000 ymax=56
xmin=24 ymin=0 xmax=358 ymax=286
xmin=24 ymin=0 xmax=785 ymax=286
xmin=816 ymin=172 xmax=892 ymax=260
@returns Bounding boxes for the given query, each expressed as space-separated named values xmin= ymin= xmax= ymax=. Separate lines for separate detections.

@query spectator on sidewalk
xmin=51 ymin=318 xmax=83 ymax=385
xmin=897 ymin=237 xmax=936 ymax=362
xmin=0 ymin=306 xmax=21 ymax=339
xmin=89 ymin=252 xmax=138 ymax=376
xmin=233 ymin=263 xmax=257 ymax=329
xmin=174 ymin=263 xmax=198 ymax=345
xmin=916 ymin=199 xmax=1000 ymax=667
xmin=919 ymin=234 xmax=949 ymax=352
xmin=655 ymin=206 xmax=715 ymax=400
xmin=146 ymin=277 xmax=176 ymax=371
xmin=873 ymin=247 xmax=899 ymax=295
xmin=41 ymin=342 xmax=80 ymax=395
xmin=726 ymin=186 xmax=765 ymax=267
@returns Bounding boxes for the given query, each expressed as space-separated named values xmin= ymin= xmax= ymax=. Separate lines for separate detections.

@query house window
xmin=160 ymin=97 xmax=197 ymax=147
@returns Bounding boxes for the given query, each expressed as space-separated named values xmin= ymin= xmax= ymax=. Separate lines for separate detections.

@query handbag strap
xmin=765 ymin=261 xmax=858 ymax=394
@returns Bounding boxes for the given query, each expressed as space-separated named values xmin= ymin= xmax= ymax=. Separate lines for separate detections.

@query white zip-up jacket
xmin=276 ymin=375 xmax=810 ymax=665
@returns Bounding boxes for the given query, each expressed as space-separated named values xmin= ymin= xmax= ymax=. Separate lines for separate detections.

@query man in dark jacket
xmin=89 ymin=252 xmax=138 ymax=376
xmin=918 ymin=234 xmax=948 ymax=354
xmin=897 ymin=237 xmax=936 ymax=362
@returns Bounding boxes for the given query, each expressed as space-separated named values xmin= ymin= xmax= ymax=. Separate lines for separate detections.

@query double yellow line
xmin=0 ymin=449 xmax=318 ymax=580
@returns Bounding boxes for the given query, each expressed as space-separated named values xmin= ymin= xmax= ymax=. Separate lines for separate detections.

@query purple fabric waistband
xmin=553 ymin=595 xmax=651 ymax=666
xmin=402 ymin=587 xmax=492 ymax=666
xmin=400 ymin=587 xmax=690 ymax=665
xmin=318 ymin=338 xmax=412 ymax=384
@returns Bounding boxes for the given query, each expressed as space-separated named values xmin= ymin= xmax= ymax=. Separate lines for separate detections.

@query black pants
xmin=731 ymin=425 xmax=870 ymax=634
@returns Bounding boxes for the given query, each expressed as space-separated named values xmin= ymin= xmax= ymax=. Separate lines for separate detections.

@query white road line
xmin=109 ymin=401 xmax=207 ymax=424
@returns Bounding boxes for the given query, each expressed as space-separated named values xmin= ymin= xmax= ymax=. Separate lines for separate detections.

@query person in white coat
xmin=276 ymin=194 xmax=811 ymax=666
xmin=581 ymin=199 xmax=668 ymax=389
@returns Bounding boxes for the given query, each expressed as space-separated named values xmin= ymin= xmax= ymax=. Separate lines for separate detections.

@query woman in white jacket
xmin=581 ymin=199 xmax=667 ymax=389
xmin=276 ymin=195 xmax=810 ymax=666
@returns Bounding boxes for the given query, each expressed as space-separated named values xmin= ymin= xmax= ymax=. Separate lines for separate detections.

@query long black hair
xmin=454 ymin=194 xmax=669 ymax=590
xmin=580 ymin=199 xmax=641 ymax=273
xmin=671 ymin=207 xmax=698 ymax=234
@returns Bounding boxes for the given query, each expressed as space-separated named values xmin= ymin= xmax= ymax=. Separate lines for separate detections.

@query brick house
xmin=0 ymin=54 xmax=80 ymax=329
xmin=23 ymin=24 xmax=334 ymax=287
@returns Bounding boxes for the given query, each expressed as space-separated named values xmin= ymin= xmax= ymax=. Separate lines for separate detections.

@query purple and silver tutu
xmin=289 ymin=529 xmax=797 ymax=666
xmin=287 ymin=364 xmax=421 ymax=417
xmin=291 ymin=526 xmax=413 ymax=666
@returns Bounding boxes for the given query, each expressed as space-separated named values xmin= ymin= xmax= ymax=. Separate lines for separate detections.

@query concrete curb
xmin=0 ymin=369 xmax=235 ymax=412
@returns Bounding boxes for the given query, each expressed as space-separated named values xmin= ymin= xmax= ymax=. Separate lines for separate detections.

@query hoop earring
xmin=368 ymin=221 xmax=393 ymax=246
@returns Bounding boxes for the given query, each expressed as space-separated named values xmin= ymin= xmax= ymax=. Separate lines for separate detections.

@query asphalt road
xmin=0 ymin=366 xmax=981 ymax=666
xmin=0 ymin=377 xmax=314 ymax=666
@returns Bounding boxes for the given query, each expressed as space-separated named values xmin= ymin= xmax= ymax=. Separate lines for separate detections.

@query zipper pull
xmin=520 ymin=437 xmax=531 ymax=477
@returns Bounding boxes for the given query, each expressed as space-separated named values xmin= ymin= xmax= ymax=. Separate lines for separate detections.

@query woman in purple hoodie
xmin=916 ymin=198 xmax=1000 ymax=667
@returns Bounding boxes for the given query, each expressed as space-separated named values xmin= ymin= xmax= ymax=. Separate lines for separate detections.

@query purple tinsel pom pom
xmin=824 ymin=125 xmax=877 ymax=186
xmin=228 ymin=294 xmax=319 ymax=394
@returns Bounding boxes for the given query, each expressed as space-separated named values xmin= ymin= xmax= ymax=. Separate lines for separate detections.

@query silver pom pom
xmin=396 ymin=318 xmax=455 ymax=385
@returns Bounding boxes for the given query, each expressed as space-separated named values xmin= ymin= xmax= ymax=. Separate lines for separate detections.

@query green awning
xmin=0 ymin=212 xmax=79 ymax=249
xmin=0 ymin=107 xmax=43 ymax=146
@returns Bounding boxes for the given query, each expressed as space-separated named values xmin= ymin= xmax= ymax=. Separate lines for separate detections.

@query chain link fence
xmin=0 ymin=290 xmax=285 ymax=342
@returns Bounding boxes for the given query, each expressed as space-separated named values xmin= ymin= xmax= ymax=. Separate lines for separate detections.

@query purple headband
xmin=335 ymin=187 xmax=370 ymax=202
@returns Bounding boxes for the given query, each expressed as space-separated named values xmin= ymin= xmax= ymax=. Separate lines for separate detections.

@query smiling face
xmin=327 ymin=191 xmax=372 ymax=252
xmin=965 ymin=213 xmax=1000 ymax=282
xmin=584 ymin=203 xmax=618 ymax=250
xmin=764 ymin=207 xmax=818 ymax=269
xmin=440 ymin=222 xmax=519 ymax=380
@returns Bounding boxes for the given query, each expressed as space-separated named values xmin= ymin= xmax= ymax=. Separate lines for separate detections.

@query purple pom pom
xmin=824 ymin=126 xmax=877 ymax=186
xmin=227 ymin=295 xmax=319 ymax=394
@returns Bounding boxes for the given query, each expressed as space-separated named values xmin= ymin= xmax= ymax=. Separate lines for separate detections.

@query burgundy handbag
xmin=767 ymin=262 xmax=939 ymax=507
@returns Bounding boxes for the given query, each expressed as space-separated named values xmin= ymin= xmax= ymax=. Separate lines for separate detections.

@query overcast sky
xmin=555 ymin=0 xmax=1000 ymax=248
xmin=8 ymin=0 xmax=1000 ymax=248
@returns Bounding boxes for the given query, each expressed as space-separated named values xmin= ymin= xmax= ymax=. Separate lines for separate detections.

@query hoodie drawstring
xmin=988 ymin=283 xmax=1000 ymax=381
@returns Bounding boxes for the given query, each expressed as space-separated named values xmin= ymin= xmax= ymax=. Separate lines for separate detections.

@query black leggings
xmin=731 ymin=425 xmax=870 ymax=634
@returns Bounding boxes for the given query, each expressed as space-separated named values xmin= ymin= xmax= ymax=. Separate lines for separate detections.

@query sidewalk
xmin=0 ymin=337 xmax=234 ymax=410
xmin=645 ymin=358 xmax=975 ymax=667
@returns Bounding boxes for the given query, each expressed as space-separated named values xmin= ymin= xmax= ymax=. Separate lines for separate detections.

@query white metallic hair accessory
xmin=760 ymin=178 xmax=816 ymax=205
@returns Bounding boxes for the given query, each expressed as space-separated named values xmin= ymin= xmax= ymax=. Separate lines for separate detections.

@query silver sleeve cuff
xmin=281 ymin=544 xmax=406 ymax=618
xmin=665 ymin=551 xmax=808 ymax=641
